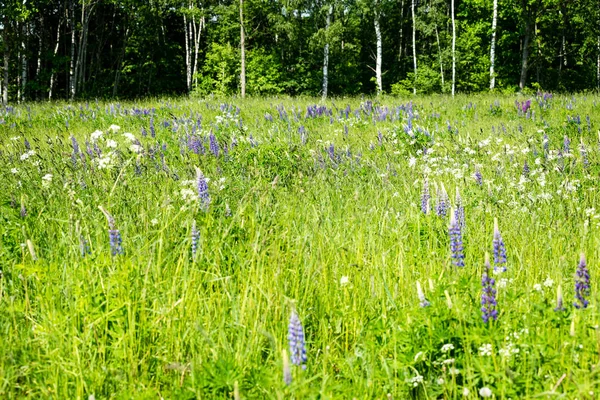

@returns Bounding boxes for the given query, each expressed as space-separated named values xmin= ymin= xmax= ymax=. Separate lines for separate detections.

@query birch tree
xmin=489 ymin=0 xmax=498 ymax=90
xmin=374 ymin=0 xmax=382 ymax=94
xmin=240 ymin=0 xmax=245 ymax=98
xmin=451 ymin=0 xmax=455 ymax=96
xmin=411 ymin=0 xmax=416 ymax=94
xmin=322 ymin=3 xmax=332 ymax=99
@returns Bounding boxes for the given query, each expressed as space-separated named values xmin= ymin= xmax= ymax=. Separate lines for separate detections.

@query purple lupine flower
xmin=20 ymin=204 xmax=27 ymax=218
xmin=191 ymin=221 xmax=200 ymax=257
xmin=327 ymin=143 xmax=335 ymax=162
xmin=416 ymin=281 xmax=430 ymax=307
xmin=474 ymin=166 xmax=483 ymax=185
xmin=288 ymin=310 xmax=307 ymax=369
xmin=580 ymin=141 xmax=589 ymax=169
xmin=150 ymin=117 xmax=156 ymax=138
xmin=481 ymin=253 xmax=498 ymax=323
xmin=455 ymin=188 xmax=465 ymax=229
xmin=377 ymin=130 xmax=383 ymax=146
xmin=421 ymin=179 xmax=430 ymax=214
xmin=543 ymin=133 xmax=549 ymax=155
xmin=449 ymin=211 xmax=464 ymax=267
xmin=79 ymin=235 xmax=90 ymax=257
xmin=563 ymin=135 xmax=570 ymax=154
xmin=209 ymin=131 xmax=219 ymax=157
xmin=554 ymin=284 xmax=565 ymax=312
xmin=436 ymin=183 xmax=448 ymax=217
xmin=492 ymin=218 xmax=506 ymax=273
xmin=195 ymin=168 xmax=210 ymax=210
xmin=108 ymin=229 xmax=123 ymax=256
xmin=24 ymin=138 xmax=31 ymax=150
xmin=225 ymin=203 xmax=232 ymax=217
xmin=522 ymin=160 xmax=530 ymax=177
xmin=574 ymin=252 xmax=590 ymax=309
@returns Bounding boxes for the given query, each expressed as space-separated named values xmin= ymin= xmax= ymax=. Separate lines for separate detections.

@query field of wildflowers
xmin=0 ymin=94 xmax=599 ymax=398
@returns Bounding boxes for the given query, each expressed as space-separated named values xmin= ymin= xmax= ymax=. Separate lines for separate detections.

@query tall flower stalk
xmin=195 ymin=167 xmax=211 ymax=211
xmin=288 ymin=309 xmax=307 ymax=369
xmin=449 ymin=210 xmax=464 ymax=267
xmin=481 ymin=252 xmax=498 ymax=323
xmin=574 ymin=252 xmax=590 ymax=309
xmin=492 ymin=218 xmax=506 ymax=273
xmin=421 ymin=178 xmax=430 ymax=214
xmin=99 ymin=206 xmax=124 ymax=256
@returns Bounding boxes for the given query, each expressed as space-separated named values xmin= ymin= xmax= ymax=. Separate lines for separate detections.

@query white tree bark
xmin=21 ymin=25 xmax=27 ymax=102
xmin=322 ymin=4 xmax=332 ymax=99
xmin=597 ymin=35 xmax=600 ymax=90
xmin=374 ymin=3 xmax=382 ymax=94
xmin=2 ymin=22 xmax=8 ymax=105
xmin=489 ymin=0 xmax=498 ymax=90
xmin=191 ymin=15 xmax=203 ymax=88
xmin=451 ymin=0 xmax=456 ymax=96
xmin=411 ymin=0 xmax=417 ymax=94
xmin=184 ymin=13 xmax=191 ymax=92
xmin=240 ymin=0 xmax=246 ymax=97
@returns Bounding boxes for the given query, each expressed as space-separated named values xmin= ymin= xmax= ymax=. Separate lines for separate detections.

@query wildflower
xmin=340 ymin=276 xmax=350 ymax=286
xmin=574 ymin=252 xmax=590 ymax=309
xmin=481 ymin=253 xmax=498 ymax=323
xmin=436 ymin=183 xmax=448 ymax=217
xmin=441 ymin=343 xmax=454 ymax=353
xmin=462 ymin=387 xmax=470 ymax=396
xmin=479 ymin=387 xmax=493 ymax=398
xmin=563 ymin=135 xmax=571 ymax=154
xmin=478 ymin=344 xmax=493 ymax=356
xmin=492 ymin=218 xmax=507 ymax=273
xmin=108 ymin=124 xmax=121 ymax=132
xmin=554 ymin=284 xmax=565 ymax=312
xmin=580 ymin=140 xmax=589 ymax=169
xmin=421 ymin=178 xmax=430 ymax=214
xmin=416 ymin=281 xmax=430 ymax=307
xmin=282 ymin=349 xmax=292 ymax=385
xmin=288 ymin=310 xmax=307 ymax=369
xmin=195 ymin=167 xmax=211 ymax=211
xmin=449 ymin=211 xmax=464 ymax=267
xmin=209 ymin=131 xmax=219 ymax=157
xmin=99 ymin=206 xmax=124 ymax=256
xmin=41 ymin=174 xmax=53 ymax=188
xmin=522 ymin=160 xmax=530 ymax=177
xmin=474 ymin=166 xmax=483 ymax=185
xmin=455 ymin=187 xmax=465 ymax=229
xmin=409 ymin=374 xmax=424 ymax=387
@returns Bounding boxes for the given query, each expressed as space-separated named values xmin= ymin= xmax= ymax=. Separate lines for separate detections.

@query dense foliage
xmin=1 ymin=93 xmax=600 ymax=398
xmin=1 ymin=0 xmax=600 ymax=101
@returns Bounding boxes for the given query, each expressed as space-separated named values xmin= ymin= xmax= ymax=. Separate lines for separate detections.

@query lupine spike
xmin=436 ymin=183 xmax=448 ymax=217
xmin=99 ymin=206 xmax=123 ymax=256
xmin=580 ymin=139 xmax=589 ymax=169
xmin=421 ymin=178 xmax=430 ymax=214
xmin=481 ymin=252 xmax=498 ymax=323
xmin=416 ymin=281 xmax=430 ymax=307
xmin=288 ymin=309 xmax=307 ymax=369
xmin=474 ymin=166 xmax=483 ymax=185
xmin=492 ymin=218 xmax=507 ymax=273
xmin=554 ymin=284 xmax=565 ymax=312
xmin=574 ymin=252 xmax=590 ymax=309
xmin=282 ymin=349 xmax=292 ymax=385
xmin=449 ymin=209 xmax=465 ymax=267
xmin=455 ymin=187 xmax=465 ymax=229
xmin=191 ymin=221 xmax=200 ymax=257
xmin=194 ymin=167 xmax=211 ymax=211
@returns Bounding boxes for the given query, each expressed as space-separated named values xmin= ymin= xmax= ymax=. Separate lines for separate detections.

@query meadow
xmin=0 ymin=93 xmax=599 ymax=399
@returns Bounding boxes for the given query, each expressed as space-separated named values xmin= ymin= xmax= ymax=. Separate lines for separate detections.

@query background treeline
xmin=1 ymin=0 xmax=599 ymax=102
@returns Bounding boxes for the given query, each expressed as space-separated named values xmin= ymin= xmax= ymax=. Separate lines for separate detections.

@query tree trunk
xmin=519 ymin=19 xmax=531 ymax=91
xmin=240 ymin=0 xmax=246 ymax=98
xmin=398 ymin=0 xmax=404 ymax=61
xmin=192 ymin=14 xmax=203 ymax=89
xmin=69 ymin=0 xmax=76 ymax=99
xmin=49 ymin=17 xmax=62 ymax=100
xmin=411 ymin=0 xmax=417 ymax=94
xmin=597 ymin=35 xmax=600 ymax=90
xmin=374 ymin=5 xmax=382 ymax=94
xmin=489 ymin=0 xmax=498 ymax=90
xmin=21 ymin=23 xmax=27 ymax=102
xmin=2 ymin=17 xmax=8 ymax=105
xmin=322 ymin=4 xmax=332 ymax=99
xmin=435 ymin=25 xmax=444 ymax=88
xmin=451 ymin=0 xmax=456 ymax=96
xmin=184 ymin=13 xmax=191 ymax=92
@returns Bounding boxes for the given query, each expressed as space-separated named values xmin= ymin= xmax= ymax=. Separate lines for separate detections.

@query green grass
xmin=1 ymin=93 xmax=600 ymax=398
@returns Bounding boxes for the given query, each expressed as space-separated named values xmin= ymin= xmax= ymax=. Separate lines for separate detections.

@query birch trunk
xmin=184 ymin=14 xmax=191 ymax=92
xmin=451 ymin=0 xmax=456 ymax=96
xmin=191 ymin=15 xmax=203 ymax=89
xmin=374 ymin=5 xmax=383 ymax=95
xmin=240 ymin=0 xmax=246 ymax=98
xmin=411 ymin=0 xmax=417 ymax=94
xmin=489 ymin=0 xmax=498 ymax=90
xmin=398 ymin=0 xmax=404 ymax=61
xmin=322 ymin=4 xmax=332 ymax=99
xmin=597 ymin=35 xmax=600 ymax=90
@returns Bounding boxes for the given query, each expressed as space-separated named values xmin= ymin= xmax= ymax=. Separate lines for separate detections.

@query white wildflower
xmin=108 ymin=124 xmax=121 ymax=132
xmin=441 ymin=344 xmax=454 ymax=353
xmin=106 ymin=139 xmax=118 ymax=148
xmin=478 ymin=344 xmax=493 ymax=357
xmin=340 ymin=276 xmax=350 ymax=286
xmin=41 ymin=174 xmax=53 ymax=188
xmin=479 ymin=387 xmax=493 ymax=397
